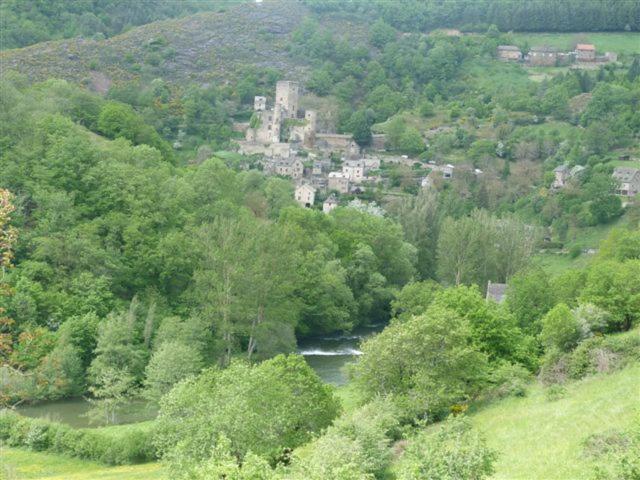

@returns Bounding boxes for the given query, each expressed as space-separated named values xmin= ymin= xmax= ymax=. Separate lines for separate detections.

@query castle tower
xmin=275 ymin=80 xmax=299 ymax=119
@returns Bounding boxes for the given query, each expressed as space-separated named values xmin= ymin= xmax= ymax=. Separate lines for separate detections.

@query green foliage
xmin=154 ymin=355 xmax=340 ymax=473
xmin=288 ymin=398 xmax=399 ymax=479
xmin=352 ymin=304 xmax=488 ymax=421
xmin=506 ymin=268 xmax=556 ymax=334
xmin=437 ymin=210 xmax=536 ymax=288
xmin=0 ymin=410 xmax=155 ymax=465
xmin=143 ymin=341 xmax=203 ymax=402
xmin=391 ymin=280 xmax=442 ymax=322
xmin=540 ymin=303 xmax=582 ymax=352
xmin=396 ymin=416 xmax=496 ymax=480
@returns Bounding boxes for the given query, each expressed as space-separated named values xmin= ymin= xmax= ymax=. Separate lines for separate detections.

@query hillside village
xmin=231 ymin=79 xmax=639 ymax=214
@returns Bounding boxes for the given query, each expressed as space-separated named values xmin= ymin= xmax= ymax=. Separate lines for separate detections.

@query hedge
xmin=0 ymin=410 xmax=156 ymax=465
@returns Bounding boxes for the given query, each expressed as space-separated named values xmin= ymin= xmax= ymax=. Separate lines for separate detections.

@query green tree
xmin=539 ymin=303 xmax=581 ymax=352
xmin=352 ymin=304 xmax=488 ymax=420
xmin=369 ymin=19 xmax=396 ymax=48
xmin=143 ymin=341 xmax=204 ymax=402
xmin=348 ymin=109 xmax=373 ymax=147
xmin=154 ymin=355 xmax=340 ymax=473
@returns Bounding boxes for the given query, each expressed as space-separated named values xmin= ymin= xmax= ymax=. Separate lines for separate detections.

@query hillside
xmin=0 ymin=1 xmax=310 ymax=91
xmin=471 ymin=363 xmax=640 ymax=479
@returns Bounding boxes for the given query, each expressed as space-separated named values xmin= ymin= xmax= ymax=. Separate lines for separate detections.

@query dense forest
xmin=1 ymin=1 xmax=640 ymax=479
xmin=305 ymin=0 xmax=640 ymax=32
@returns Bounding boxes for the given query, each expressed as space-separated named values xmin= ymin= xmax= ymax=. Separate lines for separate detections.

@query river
xmin=16 ymin=324 xmax=383 ymax=428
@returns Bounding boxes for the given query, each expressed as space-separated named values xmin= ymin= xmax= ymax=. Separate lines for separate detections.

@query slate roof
xmin=613 ymin=167 xmax=640 ymax=183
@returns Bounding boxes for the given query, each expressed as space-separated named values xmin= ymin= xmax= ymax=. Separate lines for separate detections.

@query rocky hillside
xmin=0 ymin=1 xmax=312 ymax=91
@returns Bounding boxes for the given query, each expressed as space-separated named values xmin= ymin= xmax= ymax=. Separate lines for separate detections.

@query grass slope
xmin=471 ymin=363 xmax=640 ymax=480
xmin=0 ymin=448 xmax=164 ymax=480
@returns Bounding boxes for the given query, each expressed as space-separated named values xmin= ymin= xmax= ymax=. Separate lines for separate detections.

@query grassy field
xmin=0 ymin=448 xmax=165 ymax=480
xmin=510 ymin=32 xmax=640 ymax=55
xmin=471 ymin=363 xmax=640 ymax=480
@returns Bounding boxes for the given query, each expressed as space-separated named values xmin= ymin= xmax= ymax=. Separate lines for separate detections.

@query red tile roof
xmin=576 ymin=44 xmax=595 ymax=51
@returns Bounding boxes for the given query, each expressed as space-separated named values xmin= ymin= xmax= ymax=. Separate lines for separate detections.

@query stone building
xmin=575 ymin=44 xmax=596 ymax=62
xmin=254 ymin=96 xmax=266 ymax=111
xmin=272 ymin=157 xmax=304 ymax=179
xmin=243 ymin=80 xmax=317 ymax=149
xmin=328 ymin=171 xmax=350 ymax=194
xmin=553 ymin=165 xmax=570 ymax=189
xmin=275 ymin=80 xmax=299 ymax=119
xmin=342 ymin=160 xmax=366 ymax=183
xmin=527 ymin=46 xmax=558 ymax=66
xmin=497 ymin=45 xmax=522 ymax=61
xmin=295 ymin=184 xmax=316 ymax=208
xmin=613 ymin=167 xmax=640 ymax=197
xmin=323 ymin=194 xmax=339 ymax=214
xmin=552 ymin=164 xmax=585 ymax=189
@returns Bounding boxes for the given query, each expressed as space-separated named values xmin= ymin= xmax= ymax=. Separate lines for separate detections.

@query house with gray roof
xmin=612 ymin=167 xmax=640 ymax=197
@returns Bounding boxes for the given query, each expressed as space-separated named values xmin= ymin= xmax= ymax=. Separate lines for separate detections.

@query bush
xmin=396 ymin=416 xmax=496 ymax=480
xmin=0 ymin=409 xmax=155 ymax=465
xmin=539 ymin=303 xmax=582 ymax=352
xmin=487 ymin=362 xmax=532 ymax=399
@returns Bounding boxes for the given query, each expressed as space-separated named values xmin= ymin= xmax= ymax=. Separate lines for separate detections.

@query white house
xmin=342 ymin=160 xmax=366 ymax=183
xmin=295 ymin=184 xmax=316 ymax=208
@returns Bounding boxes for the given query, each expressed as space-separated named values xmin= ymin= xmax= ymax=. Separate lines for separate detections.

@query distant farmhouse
xmin=575 ymin=43 xmax=596 ymax=62
xmin=499 ymin=42 xmax=617 ymax=67
xmin=613 ymin=167 xmax=640 ymax=197
xmin=497 ymin=45 xmax=522 ymax=61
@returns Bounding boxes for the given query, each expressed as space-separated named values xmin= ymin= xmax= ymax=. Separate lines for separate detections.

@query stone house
xmin=575 ymin=44 xmax=596 ymax=62
xmin=553 ymin=164 xmax=585 ymax=189
xmin=497 ymin=45 xmax=522 ymax=61
xmin=361 ymin=157 xmax=381 ymax=171
xmin=328 ymin=171 xmax=350 ymax=194
xmin=527 ymin=46 xmax=558 ymax=66
xmin=272 ymin=157 xmax=304 ymax=179
xmin=552 ymin=165 xmax=570 ymax=188
xmin=295 ymin=184 xmax=316 ymax=208
xmin=612 ymin=167 xmax=640 ymax=197
xmin=323 ymin=194 xmax=339 ymax=214
xmin=442 ymin=164 xmax=454 ymax=179
xmin=342 ymin=160 xmax=366 ymax=183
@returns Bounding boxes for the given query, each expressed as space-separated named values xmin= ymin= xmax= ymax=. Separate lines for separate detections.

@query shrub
xmin=0 ymin=409 xmax=155 ymax=465
xmin=539 ymin=303 xmax=582 ymax=352
xmin=288 ymin=398 xmax=400 ymax=479
xmin=545 ymin=384 xmax=567 ymax=401
xmin=487 ymin=362 xmax=532 ymax=399
xmin=396 ymin=416 xmax=496 ymax=480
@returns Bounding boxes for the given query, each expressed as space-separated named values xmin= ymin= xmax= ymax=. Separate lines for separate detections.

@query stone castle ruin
xmin=239 ymin=80 xmax=357 ymax=158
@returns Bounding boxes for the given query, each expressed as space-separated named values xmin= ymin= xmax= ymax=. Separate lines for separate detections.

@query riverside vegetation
xmin=1 ymin=1 xmax=640 ymax=479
